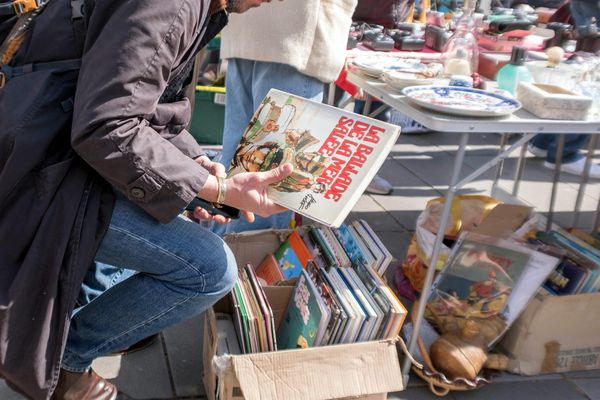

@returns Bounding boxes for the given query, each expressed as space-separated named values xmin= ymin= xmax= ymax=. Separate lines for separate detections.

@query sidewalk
xmin=2 ymin=131 xmax=600 ymax=399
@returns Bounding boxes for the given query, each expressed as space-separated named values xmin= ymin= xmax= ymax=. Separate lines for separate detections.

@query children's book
xmin=325 ymin=268 xmax=365 ymax=343
xmin=255 ymin=253 xmax=285 ymax=286
xmin=274 ymin=231 xmax=313 ymax=280
xmin=356 ymin=219 xmax=394 ymax=276
xmin=226 ymin=89 xmax=401 ymax=227
xmin=336 ymin=267 xmax=376 ymax=342
xmin=333 ymin=223 xmax=375 ymax=270
xmin=352 ymin=260 xmax=407 ymax=339
xmin=351 ymin=220 xmax=387 ymax=276
xmin=245 ymin=264 xmax=277 ymax=351
xmin=320 ymin=226 xmax=352 ymax=268
xmin=344 ymin=267 xmax=385 ymax=341
xmin=306 ymin=261 xmax=346 ymax=346
xmin=307 ymin=227 xmax=338 ymax=269
xmin=277 ymin=269 xmax=331 ymax=350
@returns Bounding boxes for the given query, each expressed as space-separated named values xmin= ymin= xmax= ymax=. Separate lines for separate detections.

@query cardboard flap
xmin=473 ymin=204 xmax=533 ymax=238
xmin=229 ymin=340 xmax=403 ymax=400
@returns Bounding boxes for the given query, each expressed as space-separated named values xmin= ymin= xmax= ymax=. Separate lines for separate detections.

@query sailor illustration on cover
xmin=231 ymin=129 xmax=331 ymax=194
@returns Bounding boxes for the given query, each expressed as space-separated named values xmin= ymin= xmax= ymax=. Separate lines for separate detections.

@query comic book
xmin=277 ymin=270 xmax=331 ymax=350
xmin=226 ymin=89 xmax=401 ymax=227
xmin=425 ymin=232 xmax=533 ymax=346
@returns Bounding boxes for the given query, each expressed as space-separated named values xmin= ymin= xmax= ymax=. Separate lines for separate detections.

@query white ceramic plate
xmin=351 ymin=56 xmax=424 ymax=78
xmin=402 ymin=86 xmax=522 ymax=117
xmin=381 ymin=70 xmax=435 ymax=90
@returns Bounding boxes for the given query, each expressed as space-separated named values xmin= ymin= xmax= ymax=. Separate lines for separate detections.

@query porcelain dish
xmin=402 ymin=86 xmax=522 ymax=117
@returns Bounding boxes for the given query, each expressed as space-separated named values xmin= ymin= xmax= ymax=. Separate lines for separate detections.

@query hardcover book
xmin=226 ymin=89 xmax=401 ymax=227
xmin=333 ymin=223 xmax=375 ymax=270
xmin=255 ymin=253 xmax=284 ymax=286
xmin=274 ymin=231 xmax=313 ymax=280
xmin=277 ymin=269 xmax=331 ymax=350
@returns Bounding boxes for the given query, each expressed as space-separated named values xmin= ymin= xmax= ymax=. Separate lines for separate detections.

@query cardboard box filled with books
xmin=498 ymin=229 xmax=600 ymax=375
xmin=202 ymin=228 xmax=407 ymax=400
xmin=405 ymin=201 xmax=600 ymax=380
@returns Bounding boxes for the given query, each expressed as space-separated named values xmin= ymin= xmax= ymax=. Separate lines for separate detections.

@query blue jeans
xmin=76 ymin=263 xmax=135 ymax=308
xmin=531 ymin=134 xmax=589 ymax=164
xmin=215 ymin=58 xmax=324 ymax=234
xmin=62 ymin=193 xmax=237 ymax=372
xmin=570 ymin=0 xmax=600 ymax=27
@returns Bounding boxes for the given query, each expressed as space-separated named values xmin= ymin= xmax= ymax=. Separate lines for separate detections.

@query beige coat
xmin=220 ymin=0 xmax=357 ymax=83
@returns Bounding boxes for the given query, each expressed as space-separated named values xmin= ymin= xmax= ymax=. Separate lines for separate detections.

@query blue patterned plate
xmin=402 ymin=86 xmax=521 ymax=117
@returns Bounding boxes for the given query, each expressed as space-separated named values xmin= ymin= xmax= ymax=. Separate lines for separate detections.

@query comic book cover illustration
xmin=425 ymin=233 xmax=531 ymax=337
xmin=227 ymin=89 xmax=400 ymax=227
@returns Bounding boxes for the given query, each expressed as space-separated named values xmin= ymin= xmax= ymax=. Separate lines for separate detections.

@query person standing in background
xmin=216 ymin=0 xmax=358 ymax=234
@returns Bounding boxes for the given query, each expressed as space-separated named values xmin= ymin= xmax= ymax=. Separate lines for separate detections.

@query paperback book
xmin=226 ymin=89 xmax=401 ymax=227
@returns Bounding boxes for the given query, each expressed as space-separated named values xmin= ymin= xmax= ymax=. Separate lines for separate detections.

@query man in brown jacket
xmin=0 ymin=0 xmax=287 ymax=399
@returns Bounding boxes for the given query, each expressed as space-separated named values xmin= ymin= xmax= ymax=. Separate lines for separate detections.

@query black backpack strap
xmin=0 ymin=57 xmax=80 ymax=83
xmin=70 ymin=0 xmax=85 ymax=54
xmin=0 ymin=0 xmax=43 ymax=16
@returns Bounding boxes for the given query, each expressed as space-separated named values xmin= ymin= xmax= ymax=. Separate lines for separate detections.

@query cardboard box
xmin=202 ymin=230 xmax=405 ymax=400
xmin=499 ymin=289 xmax=600 ymax=375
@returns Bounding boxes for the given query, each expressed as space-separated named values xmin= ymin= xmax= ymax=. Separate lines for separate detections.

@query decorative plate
xmin=381 ymin=67 xmax=440 ymax=90
xmin=351 ymin=56 xmax=425 ymax=78
xmin=402 ymin=86 xmax=522 ymax=117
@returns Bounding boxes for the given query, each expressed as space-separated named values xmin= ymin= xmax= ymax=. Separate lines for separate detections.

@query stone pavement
xmin=2 ymin=131 xmax=600 ymax=399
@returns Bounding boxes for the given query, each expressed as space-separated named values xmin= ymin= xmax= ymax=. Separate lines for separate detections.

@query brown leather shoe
xmin=52 ymin=369 xmax=117 ymax=400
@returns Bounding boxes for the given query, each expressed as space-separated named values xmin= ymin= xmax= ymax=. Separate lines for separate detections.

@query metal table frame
xmin=344 ymin=71 xmax=600 ymax=385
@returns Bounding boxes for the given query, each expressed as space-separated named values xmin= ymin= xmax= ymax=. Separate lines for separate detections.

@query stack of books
xmin=231 ymin=264 xmax=277 ymax=353
xmin=228 ymin=221 xmax=407 ymax=354
xmin=534 ymin=229 xmax=600 ymax=296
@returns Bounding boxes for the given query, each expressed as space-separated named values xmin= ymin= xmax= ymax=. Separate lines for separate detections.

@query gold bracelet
xmin=216 ymin=176 xmax=227 ymax=204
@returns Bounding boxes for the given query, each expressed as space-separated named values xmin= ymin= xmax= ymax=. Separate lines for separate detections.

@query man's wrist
xmin=216 ymin=176 xmax=227 ymax=204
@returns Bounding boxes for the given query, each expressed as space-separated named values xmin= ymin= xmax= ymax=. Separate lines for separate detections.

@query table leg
xmin=547 ymin=134 xmax=566 ymax=231
xmin=595 ymin=188 xmax=600 ymax=232
xmin=571 ymin=134 xmax=598 ymax=229
xmin=327 ymin=82 xmax=336 ymax=106
xmin=402 ymin=132 xmax=470 ymax=385
xmin=492 ymin=133 xmax=509 ymax=193
xmin=512 ymin=138 xmax=529 ymax=197
xmin=364 ymin=94 xmax=373 ymax=115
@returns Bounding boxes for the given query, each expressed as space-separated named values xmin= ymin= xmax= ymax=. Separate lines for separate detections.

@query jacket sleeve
xmin=71 ymin=0 xmax=209 ymax=223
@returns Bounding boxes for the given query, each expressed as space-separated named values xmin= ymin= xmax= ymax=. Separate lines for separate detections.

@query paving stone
xmin=450 ymin=379 xmax=587 ymax=400
xmin=0 ymin=380 xmax=25 ymax=400
xmin=387 ymin=387 xmax=443 ymax=400
xmin=92 ymin=336 xmax=173 ymax=399
xmin=162 ymin=315 xmax=205 ymax=398
xmin=375 ymin=230 xmax=413 ymax=265
xmin=572 ymin=378 xmax=600 ymax=399
xmin=564 ymin=370 xmax=600 ymax=379
xmin=348 ymin=210 xmax=405 ymax=232
xmin=492 ymin=372 xmax=563 ymax=383
xmin=352 ymin=194 xmax=387 ymax=213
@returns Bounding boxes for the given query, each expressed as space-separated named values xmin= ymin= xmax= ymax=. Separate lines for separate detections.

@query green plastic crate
xmin=189 ymin=86 xmax=226 ymax=145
